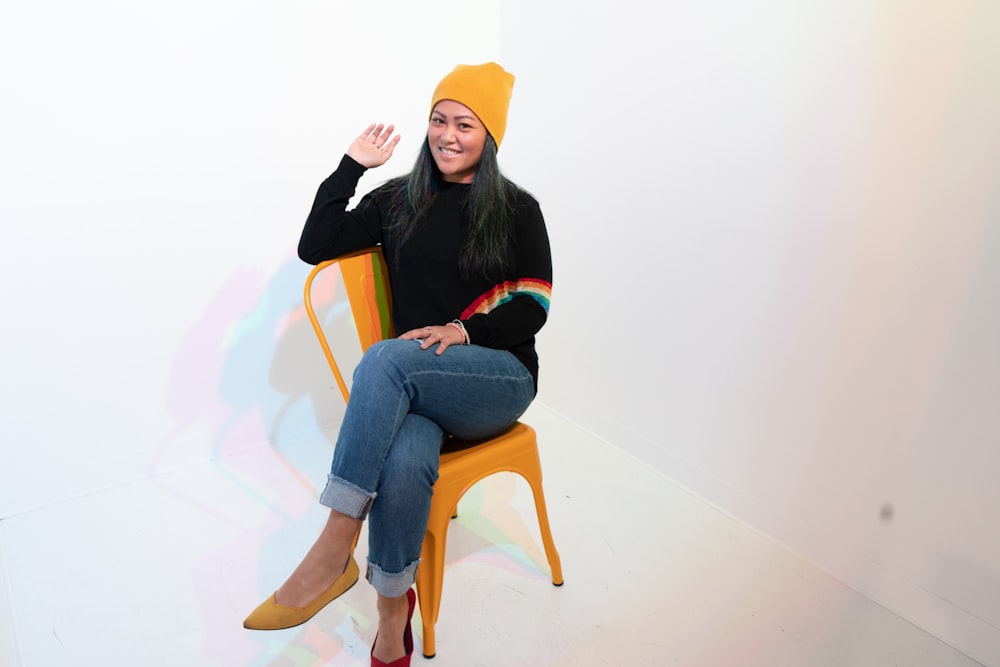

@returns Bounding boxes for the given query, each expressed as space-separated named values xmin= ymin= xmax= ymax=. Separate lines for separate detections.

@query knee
xmin=354 ymin=339 xmax=410 ymax=381
xmin=363 ymin=338 xmax=418 ymax=367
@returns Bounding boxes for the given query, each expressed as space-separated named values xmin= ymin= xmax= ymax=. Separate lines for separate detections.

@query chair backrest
xmin=303 ymin=247 xmax=394 ymax=403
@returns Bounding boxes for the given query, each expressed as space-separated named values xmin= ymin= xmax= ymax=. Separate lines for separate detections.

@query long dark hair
xmin=385 ymin=134 xmax=516 ymax=281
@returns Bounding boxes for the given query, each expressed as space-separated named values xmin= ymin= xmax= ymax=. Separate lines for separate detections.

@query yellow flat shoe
xmin=243 ymin=556 xmax=360 ymax=630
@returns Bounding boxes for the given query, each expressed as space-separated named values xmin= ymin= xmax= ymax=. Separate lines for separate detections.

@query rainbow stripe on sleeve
xmin=461 ymin=278 xmax=552 ymax=318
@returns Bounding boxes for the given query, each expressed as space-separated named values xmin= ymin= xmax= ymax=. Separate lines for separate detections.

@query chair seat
xmin=439 ymin=422 xmax=537 ymax=479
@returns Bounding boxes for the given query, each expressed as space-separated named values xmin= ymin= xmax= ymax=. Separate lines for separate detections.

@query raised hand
xmin=346 ymin=123 xmax=402 ymax=168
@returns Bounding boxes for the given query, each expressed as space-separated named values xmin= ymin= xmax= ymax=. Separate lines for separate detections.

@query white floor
xmin=0 ymin=404 xmax=984 ymax=667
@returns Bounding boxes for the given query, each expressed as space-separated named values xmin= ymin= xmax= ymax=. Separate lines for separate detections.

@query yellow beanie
xmin=430 ymin=62 xmax=515 ymax=148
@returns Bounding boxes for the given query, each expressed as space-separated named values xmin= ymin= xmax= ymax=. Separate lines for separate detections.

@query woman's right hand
xmin=346 ymin=123 xmax=401 ymax=168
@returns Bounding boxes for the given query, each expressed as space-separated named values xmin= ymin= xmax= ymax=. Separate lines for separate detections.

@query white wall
xmin=2 ymin=0 xmax=999 ymax=664
xmin=499 ymin=1 xmax=1000 ymax=664
xmin=0 ymin=0 xmax=502 ymax=514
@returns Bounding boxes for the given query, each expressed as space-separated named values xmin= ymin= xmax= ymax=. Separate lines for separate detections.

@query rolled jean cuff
xmin=366 ymin=559 xmax=420 ymax=598
xmin=319 ymin=474 xmax=376 ymax=520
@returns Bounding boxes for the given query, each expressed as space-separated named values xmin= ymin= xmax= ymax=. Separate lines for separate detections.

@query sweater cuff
xmin=336 ymin=153 xmax=368 ymax=178
xmin=463 ymin=315 xmax=488 ymax=345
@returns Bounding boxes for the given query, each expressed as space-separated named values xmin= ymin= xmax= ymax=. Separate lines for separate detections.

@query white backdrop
xmin=2 ymin=0 xmax=998 ymax=664
xmin=0 ymin=0 xmax=503 ymax=512
xmin=499 ymin=1 xmax=1000 ymax=664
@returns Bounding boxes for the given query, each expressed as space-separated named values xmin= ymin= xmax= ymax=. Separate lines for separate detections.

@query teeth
xmin=440 ymin=147 xmax=460 ymax=156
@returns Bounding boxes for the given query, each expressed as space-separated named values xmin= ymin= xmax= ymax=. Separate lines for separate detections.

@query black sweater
xmin=298 ymin=155 xmax=552 ymax=391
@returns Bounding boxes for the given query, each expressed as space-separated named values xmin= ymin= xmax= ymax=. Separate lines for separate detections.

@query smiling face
xmin=427 ymin=100 xmax=488 ymax=183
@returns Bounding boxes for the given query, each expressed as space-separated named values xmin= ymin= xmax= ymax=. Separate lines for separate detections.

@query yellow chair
xmin=303 ymin=247 xmax=564 ymax=659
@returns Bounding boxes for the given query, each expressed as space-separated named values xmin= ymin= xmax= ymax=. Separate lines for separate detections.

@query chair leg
xmin=526 ymin=475 xmax=564 ymax=586
xmin=416 ymin=534 xmax=438 ymax=658
xmin=417 ymin=503 xmax=453 ymax=659
xmin=422 ymin=619 xmax=437 ymax=660
xmin=512 ymin=447 xmax=564 ymax=587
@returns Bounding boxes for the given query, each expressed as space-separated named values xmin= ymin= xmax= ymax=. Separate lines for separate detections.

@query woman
xmin=244 ymin=62 xmax=552 ymax=667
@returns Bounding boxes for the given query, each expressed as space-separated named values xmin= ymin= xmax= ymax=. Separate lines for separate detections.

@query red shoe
xmin=371 ymin=588 xmax=416 ymax=667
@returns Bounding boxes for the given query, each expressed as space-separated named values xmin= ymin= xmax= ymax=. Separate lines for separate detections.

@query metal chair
xmin=303 ymin=247 xmax=563 ymax=658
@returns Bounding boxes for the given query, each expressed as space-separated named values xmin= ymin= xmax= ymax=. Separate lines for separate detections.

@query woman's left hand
xmin=399 ymin=325 xmax=464 ymax=355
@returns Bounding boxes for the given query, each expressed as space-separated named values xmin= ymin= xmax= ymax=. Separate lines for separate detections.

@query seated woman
xmin=243 ymin=62 xmax=552 ymax=667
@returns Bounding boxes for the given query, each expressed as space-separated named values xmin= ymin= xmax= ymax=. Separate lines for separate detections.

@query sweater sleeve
xmin=461 ymin=195 xmax=552 ymax=349
xmin=297 ymin=155 xmax=386 ymax=265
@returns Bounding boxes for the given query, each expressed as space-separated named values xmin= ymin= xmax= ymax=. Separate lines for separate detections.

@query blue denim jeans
xmin=318 ymin=338 xmax=535 ymax=597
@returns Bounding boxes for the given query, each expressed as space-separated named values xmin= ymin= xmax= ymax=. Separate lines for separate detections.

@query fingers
xmin=397 ymin=326 xmax=461 ymax=354
xmin=346 ymin=123 xmax=401 ymax=168
xmin=398 ymin=327 xmax=426 ymax=340
xmin=380 ymin=133 xmax=402 ymax=156
xmin=362 ymin=123 xmax=399 ymax=150
xmin=416 ymin=328 xmax=439 ymax=351
xmin=375 ymin=123 xmax=394 ymax=147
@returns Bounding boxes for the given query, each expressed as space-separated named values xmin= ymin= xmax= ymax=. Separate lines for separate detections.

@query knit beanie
xmin=430 ymin=62 xmax=515 ymax=148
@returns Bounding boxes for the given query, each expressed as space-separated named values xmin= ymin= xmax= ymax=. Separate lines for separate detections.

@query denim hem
xmin=366 ymin=558 xmax=420 ymax=598
xmin=318 ymin=474 xmax=377 ymax=520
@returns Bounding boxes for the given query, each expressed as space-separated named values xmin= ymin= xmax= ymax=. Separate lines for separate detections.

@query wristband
xmin=448 ymin=320 xmax=470 ymax=345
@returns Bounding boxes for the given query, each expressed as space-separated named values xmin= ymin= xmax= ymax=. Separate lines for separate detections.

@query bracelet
xmin=448 ymin=319 xmax=470 ymax=345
